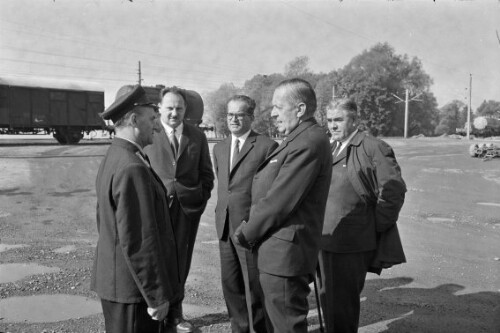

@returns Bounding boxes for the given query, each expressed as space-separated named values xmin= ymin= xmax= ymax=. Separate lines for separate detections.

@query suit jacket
xmin=237 ymin=119 xmax=333 ymax=277
xmin=213 ymin=131 xmax=278 ymax=239
xmin=145 ymin=121 xmax=214 ymax=220
xmin=321 ymin=131 xmax=407 ymax=272
xmin=91 ymin=138 xmax=180 ymax=307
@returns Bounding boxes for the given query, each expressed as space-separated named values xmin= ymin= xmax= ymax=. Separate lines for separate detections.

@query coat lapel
xmin=177 ymin=122 xmax=189 ymax=159
xmin=220 ymin=137 xmax=231 ymax=183
xmin=262 ymin=119 xmax=316 ymax=165
xmin=230 ymin=132 xmax=256 ymax=178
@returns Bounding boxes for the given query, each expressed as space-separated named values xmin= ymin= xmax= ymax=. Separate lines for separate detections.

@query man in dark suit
xmin=319 ymin=98 xmax=406 ymax=333
xmin=91 ymin=85 xmax=181 ymax=333
xmin=145 ymin=86 xmax=214 ymax=332
xmin=233 ymin=79 xmax=332 ymax=332
xmin=213 ymin=95 xmax=278 ymax=333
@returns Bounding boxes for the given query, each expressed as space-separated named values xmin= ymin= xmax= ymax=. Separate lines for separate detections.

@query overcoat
xmin=213 ymin=131 xmax=278 ymax=239
xmin=91 ymin=138 xmax=180 ymax=307
xmin=321 ymin=131 xmax=407 ymax=273
xmin=237 ymin=119 xmax=333 ymax=277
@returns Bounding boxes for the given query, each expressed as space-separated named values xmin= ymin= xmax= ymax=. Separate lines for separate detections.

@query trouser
xmin=101 ymin=299 xmax=160 ymax=333
xmin=219 ymin=233 xmax=268 ymax=333
xmin=168 ymin=198 xmax=201 ymax=320
xmin=317 ymin=250 xmax=375 ymax=333
xmin=259 ymin=272 xmax=311 ymax=333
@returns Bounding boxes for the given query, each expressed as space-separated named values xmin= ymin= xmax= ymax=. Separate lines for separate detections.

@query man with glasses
xmin=145 ymin=86 xmax=214 ymax=333
xmin=233 ymin=79 xmax=332 ymax=332
xmin=213 ymin=95 xmax=278 ymax=333
xmin=91 ymin=85 xmax=181 ymax=333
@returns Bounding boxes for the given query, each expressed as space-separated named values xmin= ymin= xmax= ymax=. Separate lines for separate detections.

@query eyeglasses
xmin=227 ymin=113 xmax=249 ymax=120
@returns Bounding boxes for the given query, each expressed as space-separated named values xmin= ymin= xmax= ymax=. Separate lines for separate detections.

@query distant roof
xmin=0 ymin=75 xmax=104 ymax=92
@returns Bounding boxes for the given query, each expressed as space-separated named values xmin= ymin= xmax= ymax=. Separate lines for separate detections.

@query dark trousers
xmin=259 ymin=272 xmax=310 ymax=333
xmin=219 ymin=234 xmax=268 ymax=333
xmin=168 ymin=198 xmax=201 ymax=320
xmin=317 ymin=250 xmax=374 ymax=333
xmin=101 ymin=299 xmax=160 ymax=333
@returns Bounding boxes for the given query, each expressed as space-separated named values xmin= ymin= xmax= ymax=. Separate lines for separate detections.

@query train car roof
xmin=0 ymin=76 xmax=104 ymax=92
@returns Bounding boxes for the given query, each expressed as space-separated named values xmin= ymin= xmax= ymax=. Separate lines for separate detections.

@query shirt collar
xmin=162 ymin=121 xmax=183 ymax=136
xmin=232 ymin=130 xmax=251 ymax=145
xmin=340 ymin=129 xmax=358 ymax=147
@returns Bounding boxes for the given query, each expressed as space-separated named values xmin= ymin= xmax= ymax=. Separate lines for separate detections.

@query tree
xmin=284 ymin=56 xmax=311 ymax=77
xmin=204 ymin=83 xmax=239 ymax=137
xmin=334 ymin=43 xmax=438 ymax=136
xmin=435 ymin=100 xmax=467 ymax=135
xmin=476 ymin=100 xmax=500 ymax=118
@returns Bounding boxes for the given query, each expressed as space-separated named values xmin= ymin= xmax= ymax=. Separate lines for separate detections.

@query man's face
xmin=327 ymin=108 xmax=356 ymax=141
xmin=159 ymin=92 xmax=186 ymax=129
xmin=271 ymin=87 xmax=300 ymax=135
xmin=227 ymin=100 xmax=254 ymax=137
xmin=135 ymin=107 xmax=160 ymax=147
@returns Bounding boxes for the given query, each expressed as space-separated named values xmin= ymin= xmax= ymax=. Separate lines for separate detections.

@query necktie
xmin=231 ymin=139 xmax=240 ymax=170
xmin=332 ymin=141 xmax=342 ymax=157
xmin=171 ymin=128 xmax=179 ymax=156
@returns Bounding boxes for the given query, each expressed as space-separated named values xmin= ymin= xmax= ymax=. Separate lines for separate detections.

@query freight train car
xmin=0 ymin=76 xmax=105 ymax=144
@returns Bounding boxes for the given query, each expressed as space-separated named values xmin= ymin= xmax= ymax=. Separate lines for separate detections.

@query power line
xmin=1 ymin=21 xmax=259 ymax=77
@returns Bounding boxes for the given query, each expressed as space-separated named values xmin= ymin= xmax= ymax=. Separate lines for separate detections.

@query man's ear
xmin=296 ymin=102 xmax=307 ymax=118
xmin=129 ymin=113 xmax=138 ymax=127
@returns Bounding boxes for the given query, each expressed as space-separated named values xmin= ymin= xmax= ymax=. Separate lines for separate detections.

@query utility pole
xmin=137 ymin=61 xmax=143 ymax=86
xmin=391 ymin=89 xmax=422 ymax=139
xmin=467 ymin=74 xmax=472 ymax=139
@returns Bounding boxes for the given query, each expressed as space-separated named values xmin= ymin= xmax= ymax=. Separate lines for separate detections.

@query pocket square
xmin=270 ymin=159 xmax=278 ymax=164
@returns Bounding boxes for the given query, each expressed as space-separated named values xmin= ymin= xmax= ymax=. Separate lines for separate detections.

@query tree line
xmin=203 ymin=42 xmax=500 ymax=138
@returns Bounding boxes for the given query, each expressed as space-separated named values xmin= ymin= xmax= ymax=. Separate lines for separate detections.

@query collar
xmin=115 ymin=136 xmax=145 ymax=155
xmin=232 ymin=130 xmax=251 ymax=145
xmin=162 ymin=121 xmax=184 ymax=136
xmin=332 ymin=129 xmax=358 ymax=147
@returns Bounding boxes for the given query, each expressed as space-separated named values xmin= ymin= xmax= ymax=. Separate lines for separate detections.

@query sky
xmin=1 ymin=0 xmax=499 ymax=110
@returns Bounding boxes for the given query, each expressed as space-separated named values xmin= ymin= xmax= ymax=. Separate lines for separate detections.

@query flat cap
xmin=100 ymin=85 xmax=152 ymax=123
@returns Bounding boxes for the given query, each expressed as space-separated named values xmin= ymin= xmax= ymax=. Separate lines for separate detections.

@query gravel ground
xmin=0 ymin=137 xmax=499 ymax=333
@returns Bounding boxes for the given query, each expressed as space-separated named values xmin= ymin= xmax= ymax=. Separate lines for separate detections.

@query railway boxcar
xmin=0 ymin=76 xmax=105 ymax=144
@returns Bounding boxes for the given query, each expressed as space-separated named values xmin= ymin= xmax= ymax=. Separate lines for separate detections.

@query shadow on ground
xmin=355 ymin=277 xmax=500 ymax=333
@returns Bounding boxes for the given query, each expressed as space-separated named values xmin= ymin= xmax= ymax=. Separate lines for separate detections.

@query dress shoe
xmin=167 ymin=317 xmax=195 ymax=333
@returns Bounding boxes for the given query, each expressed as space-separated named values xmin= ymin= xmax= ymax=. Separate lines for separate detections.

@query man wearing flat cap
xmin=91 ymin=85 xmax=181 ymax=333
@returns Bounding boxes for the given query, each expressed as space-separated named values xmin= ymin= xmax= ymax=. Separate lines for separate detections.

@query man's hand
xmin=147 ymin=301 xmax=170 ymax=321
xmin=232 ymin=220 xmax=251 ymax=249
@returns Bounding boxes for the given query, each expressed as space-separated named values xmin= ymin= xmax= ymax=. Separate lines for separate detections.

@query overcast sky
xmin=1 ymin=0 xmax=499 ymax=109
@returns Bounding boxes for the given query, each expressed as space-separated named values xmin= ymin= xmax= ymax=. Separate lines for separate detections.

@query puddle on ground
xmin=477 ymin=202 xmax=500 ymax=208
xmin=0 ymin=263 xmax=60 ymax=284
xmin=427 ymin=217 xmax=456 ymax=223
xmin=53 ymin=245 xmax=77 ymax=253
xmin=0 ymin=294 xmax=101 ymax=323
xmin=0 ymin=244 xmax=28 ymax=253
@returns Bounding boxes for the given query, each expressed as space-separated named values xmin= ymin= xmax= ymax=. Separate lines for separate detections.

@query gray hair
xmin=275 ymin=78 xmax=317 ymax=116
